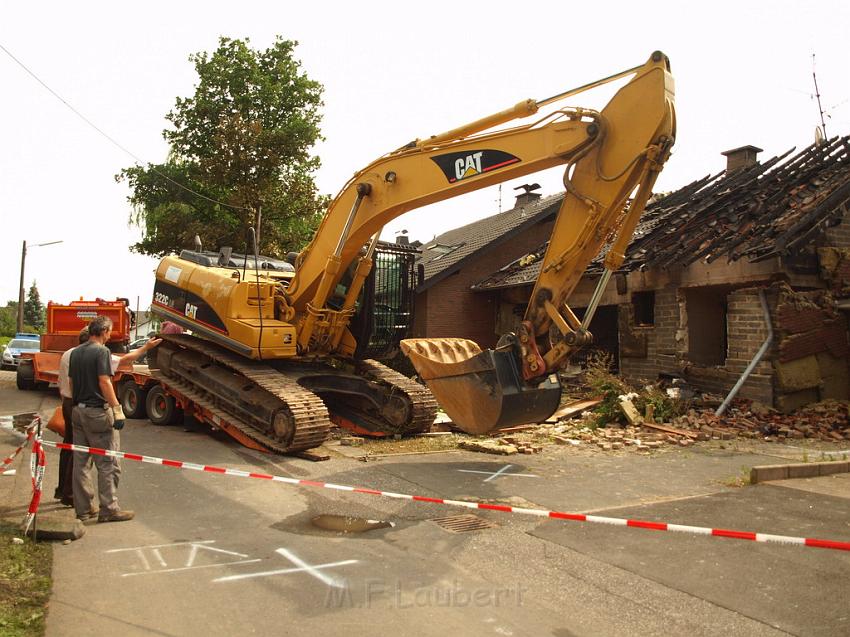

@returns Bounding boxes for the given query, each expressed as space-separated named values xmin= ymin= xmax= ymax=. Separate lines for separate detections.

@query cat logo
xmin=431 ymin=149 xmax=521 ymax=184
xmin=455 ymin=152 xmax=484 ymax=180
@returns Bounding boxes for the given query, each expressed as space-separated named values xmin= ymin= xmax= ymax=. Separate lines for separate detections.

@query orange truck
xmin=16 ymin=298 xmax=134 ymax=390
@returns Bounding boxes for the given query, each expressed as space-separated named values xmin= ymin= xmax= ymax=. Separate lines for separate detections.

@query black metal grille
xmin=351 ymin=242 xmax=419 ymax=360
xmin=431 ymin=514 xmax=498 ymax=533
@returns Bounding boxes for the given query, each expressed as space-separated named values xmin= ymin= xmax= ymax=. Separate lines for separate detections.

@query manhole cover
xmin=431 ymin=514 xmax=497 ymax=533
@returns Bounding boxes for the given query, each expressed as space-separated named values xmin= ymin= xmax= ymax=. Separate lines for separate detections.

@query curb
xmin=750 ymin=461 xmax=850 ymax=484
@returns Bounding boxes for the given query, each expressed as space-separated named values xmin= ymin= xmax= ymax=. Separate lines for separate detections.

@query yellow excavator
xmin=148 ymin=51 xmax=676 ymax=453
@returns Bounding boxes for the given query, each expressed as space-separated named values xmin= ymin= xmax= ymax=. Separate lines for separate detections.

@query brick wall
xmin=620 ymin=284 xmax=774 ymax=404
xmin=413 ymin=219 xmax=554 ymax=348
xmin=619 ymin=287 xmax=679 ymax=384
xmin=772 ymin=283 xmax=850 ymax=411
xmin=721 ymin=287 xmax=774 ymax=404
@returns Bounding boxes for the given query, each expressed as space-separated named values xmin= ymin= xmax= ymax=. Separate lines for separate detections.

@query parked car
xmin=1 ymin=336 xmax=41 ymax=371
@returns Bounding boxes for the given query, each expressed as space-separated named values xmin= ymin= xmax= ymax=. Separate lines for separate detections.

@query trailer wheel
xmin=119 ymin=381 xmax=148 ymax=419
xmin=16 ymin=361 xmax=35 ymax=391
xmin=145 ymin=385 xmax=182 ymax=425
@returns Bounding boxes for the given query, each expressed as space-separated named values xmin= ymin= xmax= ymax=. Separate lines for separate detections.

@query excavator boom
xmin=401 ymin=53 xmax=675 ymax=432
xmin=285 ymin=53 xmax=674 ymax=359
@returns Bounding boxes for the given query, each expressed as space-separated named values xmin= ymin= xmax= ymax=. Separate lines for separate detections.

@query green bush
xmin=585 ymin=352 xmax=632 ymax=427
xmin=634 ymin=386 xmax=684 ymax=423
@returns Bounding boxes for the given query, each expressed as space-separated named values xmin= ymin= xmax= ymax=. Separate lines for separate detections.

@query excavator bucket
xmin=400 ymin=338 xmax=561 ymax=435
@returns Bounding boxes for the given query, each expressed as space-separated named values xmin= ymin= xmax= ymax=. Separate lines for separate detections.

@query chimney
xmin=513 ymin=183 xmax=542 ymax=208
xmin=396 ymin=230 xmax=409 ymax=245
xmin=721 ymin=145 xmax=763 ymax=173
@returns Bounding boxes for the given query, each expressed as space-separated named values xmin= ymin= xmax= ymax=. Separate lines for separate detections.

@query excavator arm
xmin=283 ymin=51 xmax=675 ymax=432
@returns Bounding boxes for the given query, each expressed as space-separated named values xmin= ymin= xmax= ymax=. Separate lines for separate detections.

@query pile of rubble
xmin=465 ymin=397 xmax=850 ymax=456
xmin=484 ymin=419 xmax=701 ymax=454
xmin=332 ymin=393 xmax=850 ymax=457
xmin=672 ymin=398 xmax=850 ymax=443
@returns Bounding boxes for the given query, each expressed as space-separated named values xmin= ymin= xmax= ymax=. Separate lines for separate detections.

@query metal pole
xmin=255 ymin=205 xmax=262 ymax=251
xmin=581 ymin=269 xmax=613 ymax=330
xmin=17 ymin=241 xmax=26 ymax=333
xmin=716 ymin=290 xmax=773 ymax=416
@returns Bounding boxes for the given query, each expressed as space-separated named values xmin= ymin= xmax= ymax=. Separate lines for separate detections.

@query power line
xmin=0 ymin=41 xmax=251 ymax=212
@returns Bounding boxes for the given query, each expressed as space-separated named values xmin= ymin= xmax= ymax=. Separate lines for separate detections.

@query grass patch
xmin=0 ymin=522 xmax=52 ymax=637
xmin=719 ymin=466 xmax=752 ymax=488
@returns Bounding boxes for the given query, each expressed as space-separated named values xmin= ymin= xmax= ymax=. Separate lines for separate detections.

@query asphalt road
xmin=1 ymin=373 xmax=848 ymax=637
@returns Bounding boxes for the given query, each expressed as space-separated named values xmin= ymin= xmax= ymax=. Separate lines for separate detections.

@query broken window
xmin=632 ymin=291 xmax=655 ymax=326
xmin=425 ymin=243 xmax=463 ymax=261
xmin=685 ymin=286 xmax=729 ymax=366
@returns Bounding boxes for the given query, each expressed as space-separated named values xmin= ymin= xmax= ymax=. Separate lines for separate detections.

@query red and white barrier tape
xmin=1 ymin=427 xmax=35 ymax=469
xmin=23 ymin=417 xmax=44 ymax=534
xmin=41 ymin=438 xmax=850 ymax=552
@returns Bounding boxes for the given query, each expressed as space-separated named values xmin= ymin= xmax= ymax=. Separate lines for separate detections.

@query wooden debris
xmin=639 ymin=421 xmax=698 ymax=439
xmin=618 ymin=396 xmax=644 ymax=426
xmin=549 ymin=398 xmax=603 ymax=421
xmin=459 ymin=440 xmax=518 ymax=455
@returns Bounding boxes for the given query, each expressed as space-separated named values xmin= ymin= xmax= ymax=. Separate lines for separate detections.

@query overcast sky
xmin=1 ymin=1 xmax=848 ymax=316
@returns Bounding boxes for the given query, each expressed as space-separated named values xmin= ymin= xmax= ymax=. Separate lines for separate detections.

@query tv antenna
xmin=812 ymin=53 xmax=828 ymax=140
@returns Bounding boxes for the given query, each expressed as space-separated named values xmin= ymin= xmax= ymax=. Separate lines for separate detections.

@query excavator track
xmin=154 ymin=334 xmax=331 ymax=453
xmin=147 ymin=370 xmax=304 ymax=455
xmin=151 ymin=335 xmax=438 ymax=452
xmin=355 ymin=360 xmax=438 ymax=435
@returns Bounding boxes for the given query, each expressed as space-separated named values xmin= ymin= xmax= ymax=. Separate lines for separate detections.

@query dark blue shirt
xmin=69 ymin=341 xmax=113 ymax=407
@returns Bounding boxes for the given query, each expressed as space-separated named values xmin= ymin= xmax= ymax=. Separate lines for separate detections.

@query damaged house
xmin=412 ymin=184 xmax=559 ymax=348
xmin=413 ymin=137 xmax=850 ymax=412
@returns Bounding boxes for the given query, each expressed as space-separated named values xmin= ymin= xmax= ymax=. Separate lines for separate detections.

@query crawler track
xmin=152 ymin=335 xmax=437 ymax=453
xmin=154 ymin=335 xmax=330 ymax=453
xmin=356 ymin=360 xmax=438 ymax=435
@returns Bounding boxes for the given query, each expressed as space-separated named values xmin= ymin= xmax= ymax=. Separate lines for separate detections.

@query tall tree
xmin=24 ymin=282 xmax=45 ymax=332
xmin=118 ymin=37 xmax=328 ymax=257
xmin=0 ymin=303 xmax=18 ymax=337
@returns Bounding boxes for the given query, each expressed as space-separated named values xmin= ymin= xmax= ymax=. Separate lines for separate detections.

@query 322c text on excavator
xmin=147 ymin=51 xmax=676 ymax=454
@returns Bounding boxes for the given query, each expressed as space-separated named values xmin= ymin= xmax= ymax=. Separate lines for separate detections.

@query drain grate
xmin=431 ymin=514 xmax=497 ymax=533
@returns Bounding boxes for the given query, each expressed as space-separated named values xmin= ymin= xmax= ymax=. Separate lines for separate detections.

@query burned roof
xmin=416 ymin=193 xmax=561 ymax=292
xmin=474 ymin=136 xmax=850 ymax=290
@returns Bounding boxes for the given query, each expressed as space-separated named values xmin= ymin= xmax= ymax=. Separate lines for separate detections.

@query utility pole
xmin=17 ymin=239 xmax=63 ymax=332
xmin=17 ymin=241 xmax=26 ymax=333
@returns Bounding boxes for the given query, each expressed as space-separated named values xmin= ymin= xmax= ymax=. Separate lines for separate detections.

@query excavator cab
xmin=349 ymin=241 xmax=420 ymax=360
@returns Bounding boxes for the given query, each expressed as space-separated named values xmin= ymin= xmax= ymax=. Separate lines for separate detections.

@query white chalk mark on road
xmin=458 ymin=465 xmax=538 ymax=482
xmin=106 ymin=540 xmax=256 ymax=577
xmin=213 ymin=548 xmax=358 ymax=588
